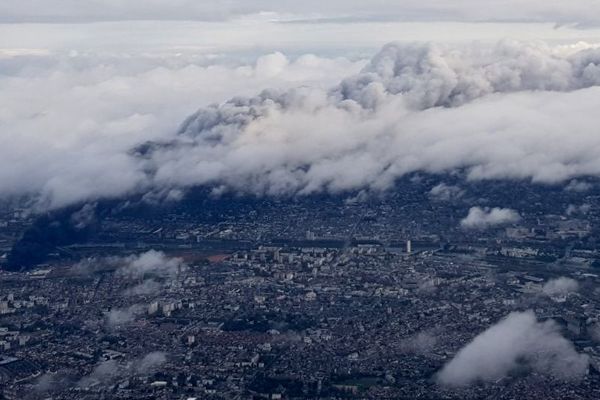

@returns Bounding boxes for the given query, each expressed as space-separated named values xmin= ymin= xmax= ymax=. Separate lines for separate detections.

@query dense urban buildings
xmin=2 ymin=178 xmax=600 ymax=399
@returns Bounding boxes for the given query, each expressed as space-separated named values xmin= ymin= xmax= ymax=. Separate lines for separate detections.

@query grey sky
xmin=3 ymin=2 xmax=600 ymax=56
xmin=2 ymin=20 xmax=600 ymax=58
xmin=2 ymin=1 xmax=600 ymax=24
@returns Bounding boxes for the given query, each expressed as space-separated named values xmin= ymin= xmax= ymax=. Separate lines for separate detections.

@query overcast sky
xmin=2 ymin=2 xmax=600 ymax=58
xmin=2 ymin=1 xmax=600 ymax=56
xmin=3 ymin=1 xmax=600 ymax=24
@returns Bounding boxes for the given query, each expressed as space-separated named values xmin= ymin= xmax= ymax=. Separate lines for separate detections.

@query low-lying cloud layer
xmin=73 ymin=250 xmax=184 ymax=297
xmin=399 ymin=330 xmax=438 ymax=355
xmin=428 ymin=183 xmax=464 ymax=202
xmin=5 ymin=41 xmax=600 ymax=209
xmin=460 ymin=207 xmax=521 ymax=229
xmin=105 ymin=304 xmax=145 ymax=328
xmin=117 ymin=250 xmax=185 ymax=279
xmin=542 ymin=277 xmax=579 ymax=297
xmin=0 ymin=51 xmax=363 ymax=209
xmin=437 ymin=311 xmax=588 ymax=386
xmin=78 ymin=352 xmax=167 ymax=388
xmin=133 ymin=42 xmax=600 ymax=199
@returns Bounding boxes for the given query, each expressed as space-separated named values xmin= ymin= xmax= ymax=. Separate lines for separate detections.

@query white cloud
xmin=133 ymin=351 xmax=167 ymax=374
xmin=78 ymin=351 xmax=167 ymax=388
xmin=105 ymin=304 xmax=144 ymax=328
xmin=460 ymin=207 xmax=521 ymax=229
xmin=566 ymin=203 xmax=591 ymax=215
xmin=117 ymin=250 xmax=184 ymax=279
xmin=78 ymin=360 xmax=120 ymax=387
xmin=124 ymin=279 xmax=162 ymax=296
xmin=565 ymin=179 xmax=593 ymax=192
xmin=428 ymin=183 xmax=464 ymax=201
xmin=543 ymin=277 xmax=579 ymax=297
xmin=4 ymin=41 xmax=600 ymax=209
xmin=437 ymin=311 xmax=588 ymax=386
xmin=143 ymin=41 xmax=600 ymax=199
xmin=399 ymin=331 xmax=438 ymax=355
xmin=0 ymin=51 xmax=363 ymax=209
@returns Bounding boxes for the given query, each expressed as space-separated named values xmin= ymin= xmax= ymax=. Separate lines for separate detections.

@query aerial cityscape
xmin=2 ymin=178 xmax=600 ymax=399
xmin=3 ymin=1 xmax=600 ymax=399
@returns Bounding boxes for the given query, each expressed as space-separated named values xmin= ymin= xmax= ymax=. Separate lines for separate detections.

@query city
xmin=1 ymin=177 xmax=600 ymax=399
xmin=3 ymin=1 xmax=600 ymax=398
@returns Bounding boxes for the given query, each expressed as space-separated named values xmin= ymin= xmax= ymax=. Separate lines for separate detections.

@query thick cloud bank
xmin=144 ymin=42 xmax=600 ymax=198
xmin=6 ymin=41 xmax=600 ymax=209
xmin=0 ymin=51 xmax=362 ymax=209
xmin=437 ymin=311 xmax=588 ymax=386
